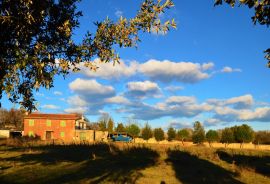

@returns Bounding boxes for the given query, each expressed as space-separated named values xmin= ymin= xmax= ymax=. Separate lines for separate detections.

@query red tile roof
xmin=24 ymin=113 xmax=81 ymax=120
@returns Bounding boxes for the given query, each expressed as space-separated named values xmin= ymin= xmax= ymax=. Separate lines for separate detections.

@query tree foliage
xmin=167 ymin=127 xmax=176 ymax=141
xmin=192 ymin=121 xmax=205 ymax=144
xmin=253 ymin=131 xmax=270 ymax=145
xmin=126 ymin=124 xmax=140 ymax=137
xmin=0 ymin=0 xmax=176 ymax=111
xmin=221 ymin=128 xmax=235 ymax=147
xmin=141 ymin=123 xmax=153 ymax=141
xmin=107 ymin=118 xmax=114 ymax=133
xmin=154 ymin=127 xmax=165 ymax=141
xmin=206 ymin=129 xmax=219 ymax=147
xmin=214 ymin=0 xmax=270 ymax=65
xmin=177 ymin=128 xmax=190 ymax=145
xmin=0 ymin=108 xmax=24 ymax=130
xmin=115 ymin=123 xmax=126 ymax=132
xmin=234 ymin=124 xmax=254 ymax=147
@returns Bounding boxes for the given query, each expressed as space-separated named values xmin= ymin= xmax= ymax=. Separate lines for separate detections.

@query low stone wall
xmin=74 ymin=130 xmax=108 ymax=142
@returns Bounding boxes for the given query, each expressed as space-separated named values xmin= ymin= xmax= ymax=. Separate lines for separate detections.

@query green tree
xmin=167 ymin=127 xmax=176 ymax=141
xmin=192 ymin=121 xmax=205 ymax=144
xmin=221 ymin=128 xmax=235 ymax=148
xmin=234 ymin=124 xmax=254 ymax=148
xmin=115 ymin=123 xmax=126 ymax=132
xmin=214 ymin=0 xmax=270 ymax=65
xmin=253 ymin=131 xmax=270 ymax=145
xmin=154 ymin=128 xmax=165 ymax=141
xmin=126 ymin=124 xmax=140 ymax=137
xmin=206 ymin=130 xmax=219 ymax=147
xmin=141 ymin=123 xmax=153 ymax=141
xmin=0 ymin=0 xmax=175 ymax=111
xmin=98 ymin=120 xmax=107 ymax=131
xmin=107 ymin=118 xmax=114 ymax=133
xmin=177 ymin=129 xmax=190 ymax=146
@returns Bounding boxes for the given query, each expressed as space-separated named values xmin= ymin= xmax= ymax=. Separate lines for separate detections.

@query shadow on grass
xmin=166 ymin=149 xmax=243 ymax=184
xmin=1 ymin=143 xmax=159 ymax=183
xmin=217 ymin=150 xmax=270 ymax=178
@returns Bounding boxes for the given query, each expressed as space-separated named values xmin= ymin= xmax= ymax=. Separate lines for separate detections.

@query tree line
xmin=91 ymin=117 xmax=270 ymax=146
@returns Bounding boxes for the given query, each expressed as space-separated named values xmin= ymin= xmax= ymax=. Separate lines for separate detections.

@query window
xmin=60 ymin=120 xmax=66 ymax=127
xmin=28 ymin=131 xmax=34 ymax=137
xmin=60 ymin=132 xmax=65 ymax=138
xmin=46 ymin=120 xmax=51 ymax=127
xmin=29 ymin=119 xmax=34 ymax=126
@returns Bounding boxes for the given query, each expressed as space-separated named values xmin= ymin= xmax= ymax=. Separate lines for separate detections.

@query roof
xmin=24 ymin=113 xmax=81 ymax=120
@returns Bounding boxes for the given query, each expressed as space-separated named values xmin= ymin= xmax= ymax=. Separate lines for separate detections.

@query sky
xmin=2 ymin=0 xmax=270 ymax=131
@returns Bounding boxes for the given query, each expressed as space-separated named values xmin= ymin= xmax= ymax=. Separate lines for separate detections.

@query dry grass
xmin=0 ymin=140 xmax=269 ymax=184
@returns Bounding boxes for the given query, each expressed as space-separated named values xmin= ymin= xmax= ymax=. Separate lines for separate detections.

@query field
xmin=0 ymin=140 xmax=269 ymax=184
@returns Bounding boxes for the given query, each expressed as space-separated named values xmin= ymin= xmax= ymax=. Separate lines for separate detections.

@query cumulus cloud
xmin=221 ymin=66 xmax=242 ymax=73
xmin=138 ymin=60 xmax=211 ymax=83
xmin=202 ymin=62 xmax=214 ymax=70
xmin=125 ymin=81 xmax=162 ymax=99
xmin=64 ymin=107 xmax=88 ymax=114
xmin=126 ymin=96 xmax=213 ymax=120
xmin=69 ymin=78 xmax=115 ymax=99
xmin=105 ymin=96 xmax=130 ymax=105
xmin=79 ymin=59 xmax=138 ymax=79
xmin=207 ymin=94 xmax=253 ymax=109
xmin=41 ymin=104 xmax=60 ymax=110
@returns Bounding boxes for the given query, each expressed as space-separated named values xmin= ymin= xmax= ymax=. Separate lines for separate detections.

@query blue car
xmin=110 ymin=133 xmax=133 ymax=142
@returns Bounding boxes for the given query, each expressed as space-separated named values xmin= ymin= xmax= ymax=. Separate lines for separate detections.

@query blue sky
xmin=3 ymin=0 xmax=270 ymax=131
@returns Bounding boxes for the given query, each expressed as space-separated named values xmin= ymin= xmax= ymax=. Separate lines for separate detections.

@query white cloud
xmin=53 ymin=91 xmax=63 ymax=96
xmin=115 ymin=10 xmax=123 ymax=18
xmin=79 ymin=59 xmax=138 ymax=79
xmin=221 ymin=66 xmax=242 ymax=73
xmin=67 ymin=96 xmax=88 ymax=107
xmin=64 ymin=107 xmax=88 ymax=114
xmin=41 ymin=104 xmax=60 ymax=110
xmin=126 ymin=81 xmax=162 ymax=99
xmin=105 ymin=96 xmax=130 ymax=104
xmin=69 ymin=78 xmax=115 ymax=97
xmin=207 ymin=94 xmax=253 ymax=109
xmin=202 ymin=62 xmax=214 ymax=70
xmin=138 ymin=60 xmax=211 ymax=83
xmin=165 ymin=96 xmax=196 ymax=105
xmin=165 ymin=85 xmax=184 ymax=92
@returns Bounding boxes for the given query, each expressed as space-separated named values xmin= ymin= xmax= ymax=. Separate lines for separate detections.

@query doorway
xmin=46 ymin=131 xmax=53 ymax=140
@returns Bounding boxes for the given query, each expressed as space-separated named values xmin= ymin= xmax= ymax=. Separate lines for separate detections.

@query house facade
xmin=23 ymin=113 xmax=108 ymax=142
xmin=24 ymin=113 xmax=81 ymax=141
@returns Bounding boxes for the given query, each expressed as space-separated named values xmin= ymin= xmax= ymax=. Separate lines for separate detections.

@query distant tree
xmin=98 ymin=120 xmax=107 ymax=131
xmin=154 ymin=128 xmax=165 ymax=141
xmin=88 ymin=122 xmax=100 ymax=130
xmin=192 ymin=121 xmax=205 ymax=144
xmin=206 ymin=130 xmax=219 ymax=147
xmin=177 ymin=129 xmax=190 ymax=146
xmin=141 ymin=123 xmax=153 ymax=141
xmin=0 ymin=108 xmax=24 ymax=130
xmin=253 ymin=131 xmax=270 ymax=145
xmin=107 ymin=118 xmax=114 ymax=133
xmin=115 ymin=123 xmax=126 ymax=132
xmin=221 ymin=128 xmax=235 ymax=148
xmin=167 ymin=127 xmax=176 ymax=141
xmin=234 ymin=124 xmax=254 ymax=148
xmin=126 ymin=124 xmax=140 ymax=137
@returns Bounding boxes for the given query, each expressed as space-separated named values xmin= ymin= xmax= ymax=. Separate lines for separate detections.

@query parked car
xmin=109 ymin=132 xmax=133 ymax=142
